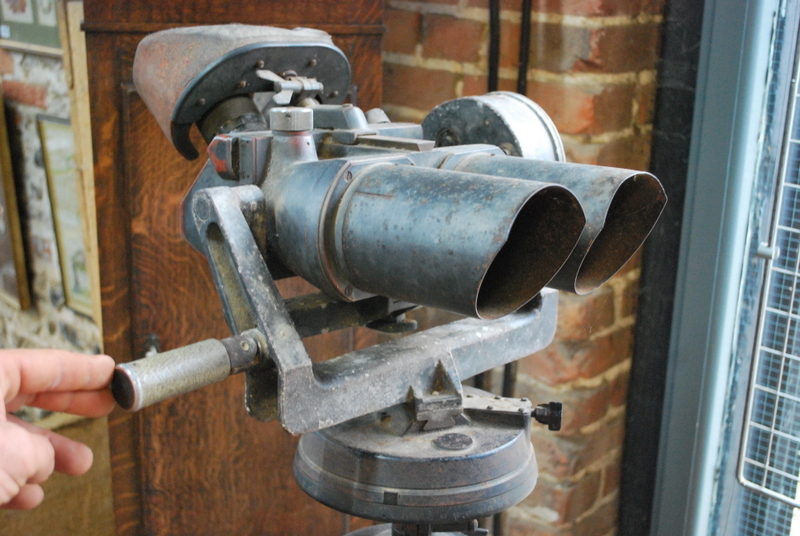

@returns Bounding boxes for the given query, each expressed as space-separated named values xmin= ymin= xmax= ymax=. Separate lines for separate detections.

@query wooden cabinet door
xmin=83 ymin=3 xmax=382 ymax=534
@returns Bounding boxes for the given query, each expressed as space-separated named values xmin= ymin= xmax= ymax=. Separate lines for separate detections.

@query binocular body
xmin=116 ymin=24 xmax=666 ymax=434
xmin=113 ymin=26 xmax=668 ymax=526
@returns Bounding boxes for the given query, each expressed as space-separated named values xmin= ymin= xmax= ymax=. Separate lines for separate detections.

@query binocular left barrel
xmin=333 ymin=165 xmax=586 ymax=320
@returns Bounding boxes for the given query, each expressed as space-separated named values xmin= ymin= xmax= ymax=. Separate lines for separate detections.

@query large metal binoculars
xmin=114 ymin=25 xmax=666 ymax=433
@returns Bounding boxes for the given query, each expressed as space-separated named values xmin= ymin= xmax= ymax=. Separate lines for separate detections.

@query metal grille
xmin=740 ymin=35 xmax=800 ymax=509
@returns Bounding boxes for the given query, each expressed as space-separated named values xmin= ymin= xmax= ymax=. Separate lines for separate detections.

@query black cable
xmin=501 ymin=361 xmax=517 ymax=398
xmin=488 ymin=0 xmax=500 ymax=92
xmin=517 ymin=0 xmax=532 ymax=95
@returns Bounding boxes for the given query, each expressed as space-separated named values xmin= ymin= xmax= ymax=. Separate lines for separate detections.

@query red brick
xmin=532 ymin=434 xmax=587 ymax=480
xmin=384 ymin=8 xmax=422 ymax=55
xmin=532 ymin=413 xmax=624 ymax=479
xmin=573 ymin=495 xmax=618 ymax=536
xmin=563 ymin=131 xmax=653 ymax=169
xmin=523 ymin=471 xmax=602 ymax=521
xmin=608 ymin=365 xmax=630 ymax=409
xmin=2 ymin=80 xmax=46 ymax=108
xmin=526 ymin=23 xmax=661 ymax=74
xmin=0 ymin=50 xmax=14 ymax=75
xmin=602 ymin=461 xmax=621 ymax=498
xmin=620 ymin=276 xmax=640 ymax=319
xmin=506 ymin=517 xmax=563 ymax=536
xmin=471 ymin=0 xmax=661 ymax=16
xmin=517 ymin=379 xmax=611 ymax=435
xmin=614 ymin=248 xmax=642 ymax=278
xmin=500 ymin=19 xmax=521 ymax=69
xmin=555 ymin=288 xmax=615 ymax=341
xmin=635 ymin=80 xmax=658 ymax=126
xmin=422 ymin=14 xmax=484 ymax=63
xmin=383 ymin=63 xmax=457 ymax=112
xmin=527 ymin=23 xmax=591 ymax=73
xmin=559 ymin=383 xmax=613 ymax=434
xmin=519 ymin=325 xmax=633 ymax=386
xmin=467 ymin=0 xmax=523 ymax=11
xmin=462 ymin=74 xmax=517 ymax=96
xmin=528 ymin=80 xmax=635 ymax=135
xmin=574 ymin=25 xmax=662 ymax=73
xmin=463 ymin=74 xmax=488 ymax=96
xmin=641 ymin=0 xmax=667 ymax=15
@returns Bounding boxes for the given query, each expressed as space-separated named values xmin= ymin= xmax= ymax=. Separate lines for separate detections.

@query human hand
xmin=0 ymin=349 xmax=115 ymax=509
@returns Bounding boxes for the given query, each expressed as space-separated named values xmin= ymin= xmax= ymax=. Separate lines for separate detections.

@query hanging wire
xmin=488 ymin=0 xmax=501 ymax=92
xmin=517 ymin=0 xmax=532 ymax=95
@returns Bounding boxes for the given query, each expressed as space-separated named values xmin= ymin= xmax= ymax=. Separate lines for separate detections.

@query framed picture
xmin=38 ymin=114 xmax=92 ymax=316
xmin=0 ymin=0 xmax=61 ymax=55
xmin=0 ymin=90 xmax=30 ymax=309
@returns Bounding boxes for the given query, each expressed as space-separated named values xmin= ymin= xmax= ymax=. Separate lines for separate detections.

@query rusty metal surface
xmin=419 ymin=92 xmax=666 ymax=294
xmin=294 ymin=387 xmax=538 ymax=523
xmin=178 ymin=180 xmax=561 ymax=433
xmin=455 ymin=156 xmax=667 ymax=293
xmin=116 ymin=25 xmax=664 ymax=440
xmin=421 ymin=91 xmax=564 ymax=161
xmin=133 ymin=24 xmax=349 ymax=158
xmin=252 ymin=112 xmax=584 ymax=318
xmin=111 ymin=329 xmax=261 ymax=411
xmin=331 ymin=165 xmax=583 ymax=318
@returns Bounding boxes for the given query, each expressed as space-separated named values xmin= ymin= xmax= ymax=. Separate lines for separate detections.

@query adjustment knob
xmin=533 ymin=401 xmax=562 ymax=431
xmin=269 ymin=107 xmax=313 ymax=132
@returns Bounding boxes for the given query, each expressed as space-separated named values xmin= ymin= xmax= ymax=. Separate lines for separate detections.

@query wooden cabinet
xmin=83 ymin=2 xmax=382 ymax=534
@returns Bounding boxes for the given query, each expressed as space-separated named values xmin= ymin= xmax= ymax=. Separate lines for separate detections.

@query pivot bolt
xmin=533 ymin=401 xmax=562 ymax=431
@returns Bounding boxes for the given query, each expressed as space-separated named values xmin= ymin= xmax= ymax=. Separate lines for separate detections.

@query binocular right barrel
xmin=423 ymin=92 xmax=667 ymax=295
xmin=452 ymin=156 xmax=667 ymax=294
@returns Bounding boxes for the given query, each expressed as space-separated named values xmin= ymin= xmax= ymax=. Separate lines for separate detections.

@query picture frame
xmin=38 ymin=114 xmax=92 ymax=316
xmin=0 ymin=88 xmax=30 ymax=309
xmin=0 ymin=0 xmax=61 ymax=56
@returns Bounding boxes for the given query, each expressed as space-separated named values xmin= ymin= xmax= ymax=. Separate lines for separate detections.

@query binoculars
xmin=111 ymin=24 xmax=666 ymax=530
xmin=113 ymin=24 xmax=666 ymax=429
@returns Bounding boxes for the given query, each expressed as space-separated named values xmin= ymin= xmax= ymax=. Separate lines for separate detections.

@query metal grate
xmin=739 ymin=33 xmax=800 ymax=509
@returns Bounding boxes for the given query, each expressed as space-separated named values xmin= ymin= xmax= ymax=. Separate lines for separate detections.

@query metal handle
xmin=112 ymin=330 xmax=261 ymax=411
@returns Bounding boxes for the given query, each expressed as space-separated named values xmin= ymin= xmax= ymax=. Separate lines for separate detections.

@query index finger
xmin=0 ymin=350 xmax=115 ymax=407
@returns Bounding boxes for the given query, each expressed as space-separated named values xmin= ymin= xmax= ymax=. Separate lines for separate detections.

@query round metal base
xmin=345 ymin=524 xmax=467 ymax=536
xmin=293 ymin=390 xmax=537 ymax=525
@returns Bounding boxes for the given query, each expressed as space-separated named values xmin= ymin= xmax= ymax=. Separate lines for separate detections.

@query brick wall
xmin=381 ymin=1 xmax=664 ymax=534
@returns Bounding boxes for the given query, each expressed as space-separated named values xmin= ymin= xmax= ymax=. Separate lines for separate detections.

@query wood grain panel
xmin=84 ymin=0 xmax=382 ymax=26
xmin=84 ymin=2 xmax=382 ymax=534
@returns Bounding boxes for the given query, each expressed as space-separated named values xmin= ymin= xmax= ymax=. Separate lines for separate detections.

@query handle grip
xmin=111 ymin=331 xmax=260 ymax=411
